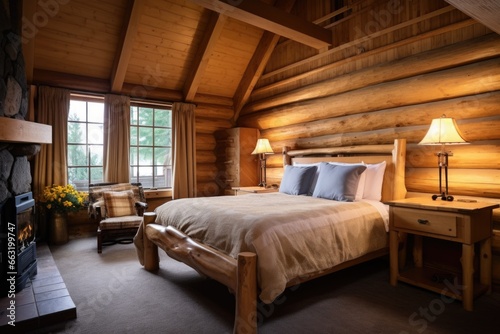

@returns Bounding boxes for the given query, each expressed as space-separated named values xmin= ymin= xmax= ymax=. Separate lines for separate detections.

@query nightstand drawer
xmin=393 ymin=207 xmax=457 ymax=237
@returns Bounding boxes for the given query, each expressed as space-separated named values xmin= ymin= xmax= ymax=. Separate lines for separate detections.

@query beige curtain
xmin=103 ymin=94 xmax=130 ymax=182
xmin=172 ymin=102 xmax=197 ymax=199
xmin=33 ymin=86 xmax=70 ymax=199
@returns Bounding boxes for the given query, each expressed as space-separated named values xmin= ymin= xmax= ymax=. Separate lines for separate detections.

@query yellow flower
xmin=41 ymin=184 xmax=87 ymax=213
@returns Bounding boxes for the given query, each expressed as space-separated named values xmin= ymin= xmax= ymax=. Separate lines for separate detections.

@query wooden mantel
xmin=0 ymin=118 xmax=52 ymax=144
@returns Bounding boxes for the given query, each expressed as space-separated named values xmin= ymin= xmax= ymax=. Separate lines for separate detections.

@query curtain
xmin=33 ymin=86 xmax=70 ymax=199
xmin=172 ymin=102 xmax=197 ymax=199
xmin=103 ymin=94 xmax=130 ymax=183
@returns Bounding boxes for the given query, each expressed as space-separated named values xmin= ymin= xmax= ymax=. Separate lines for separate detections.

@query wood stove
xmin=0 ymin=192 xmax=38 ymax=296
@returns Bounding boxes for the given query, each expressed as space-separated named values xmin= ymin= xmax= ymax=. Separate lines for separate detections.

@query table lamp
xmin=251 ymin=138 xmax=274 ymax=187
xmin=418 ymin=115 xmax=468 ymax=201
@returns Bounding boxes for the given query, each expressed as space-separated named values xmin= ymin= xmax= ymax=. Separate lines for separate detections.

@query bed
xmin=134 ymin=139 xmax=407 ymax=333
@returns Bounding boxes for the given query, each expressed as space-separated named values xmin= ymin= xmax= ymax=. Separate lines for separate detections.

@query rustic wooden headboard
xmin=282 ymin=139 xmax=407 ymax=202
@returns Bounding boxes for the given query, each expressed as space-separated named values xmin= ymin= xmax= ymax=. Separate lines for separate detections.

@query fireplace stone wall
xmin=0 ymin=1 xmax=39 ymax=203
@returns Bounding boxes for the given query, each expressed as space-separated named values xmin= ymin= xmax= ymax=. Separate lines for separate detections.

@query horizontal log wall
xmin=237 ymin=0 xmax=499 ymax=200
xmin=233 ymin=0 xmax=500 ymax=286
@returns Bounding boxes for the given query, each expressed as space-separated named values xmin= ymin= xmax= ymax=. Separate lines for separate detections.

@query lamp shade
xmin=419 ymin=115 xmax=468 ymax=145
xmin=251 ymin=138 xmax=274 ymax=155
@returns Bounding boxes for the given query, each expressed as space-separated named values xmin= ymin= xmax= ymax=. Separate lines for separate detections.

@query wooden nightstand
xmin=387 ymin=197 xmax=499 ymax=311
xmin=232 ymin=186 xmax=278 ymax=195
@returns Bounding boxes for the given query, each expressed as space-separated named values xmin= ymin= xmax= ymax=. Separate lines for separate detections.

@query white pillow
xmin=362 ymin=161 xmax=387 ymax=201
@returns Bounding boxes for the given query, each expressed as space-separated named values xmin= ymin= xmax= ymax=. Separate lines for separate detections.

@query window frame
xmin=129 ymin=101 xmax=173 ymax=190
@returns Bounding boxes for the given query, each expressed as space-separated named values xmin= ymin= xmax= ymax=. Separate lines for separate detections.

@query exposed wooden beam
xmin=110 ymin=0 xmax=146 ymax=93
xmin=232 ymin=0 xmax=296 ymax=123
xmin=22 ymin=0 xmax=36 ymax=84
xmin=184 ymin=12 xmax=227 ymax=102
xmin=445 ymin=0 xmax=500 ymax=35
xmin=189 ymin=0 xmax=331 ymax=49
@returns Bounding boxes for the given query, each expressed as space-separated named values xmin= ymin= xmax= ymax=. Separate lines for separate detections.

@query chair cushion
xmin=103 ymin=190 xmax=136 ymax=217
xmin=99 ymin=215 xmax=143 ymax=230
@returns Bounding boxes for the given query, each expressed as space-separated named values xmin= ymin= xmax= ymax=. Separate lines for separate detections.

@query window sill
xmin=144 ymin=189 xmax=172 ymax=199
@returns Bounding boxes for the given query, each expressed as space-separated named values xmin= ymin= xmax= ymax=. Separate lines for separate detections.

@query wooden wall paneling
xmin=260 ymin=90 xmax=500 ymax=143
xmin=252 ymin=19 xmax=482 ymax=102
xmin=239 ymin=57 xmax=500 ymax=130
xmin=195 ymin=117 xmax=233 ymax=134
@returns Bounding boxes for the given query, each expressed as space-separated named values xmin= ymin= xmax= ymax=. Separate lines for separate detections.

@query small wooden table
xmin=232 ymin=186 xmax=278 ymax=195
xmin=387 ymin=197 xmax=499 ymax=311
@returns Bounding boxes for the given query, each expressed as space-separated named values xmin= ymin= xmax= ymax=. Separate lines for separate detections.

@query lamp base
xmin=432 ymin=192 xmax=454 ymax=202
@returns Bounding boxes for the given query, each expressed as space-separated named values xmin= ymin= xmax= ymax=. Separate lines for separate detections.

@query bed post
xmin=234 ymin=252 xmax=257 ymax=334
xmin=392 ymin=138 xmax=407 ymax=200
xmin=283 ymin=146 xmax=291 ymax=166
xmin=143 ymin=212 xmax=159 ymax=271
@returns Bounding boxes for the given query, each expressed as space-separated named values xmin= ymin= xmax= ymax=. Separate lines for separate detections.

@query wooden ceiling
xmin=21 ymin=0 xmax=500 ymax=112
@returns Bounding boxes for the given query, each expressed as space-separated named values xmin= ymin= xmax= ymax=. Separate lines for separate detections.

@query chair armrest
xmin=135 ymin=201 xmax=148 ymax=216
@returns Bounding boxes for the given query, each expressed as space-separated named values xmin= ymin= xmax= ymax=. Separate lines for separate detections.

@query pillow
xmin=312 ymin=162 xmax=367 ymax=202
xmin=362 ymin=161 xmax=387 ymax=201
xmin=328 ymin=162 xmax=366 ymax=201
xmin=103 ymin=190 xmax=136 ymax=218
xmin=292 ymin=162 xmax=321 ymax=195
xmin=279 ymin=165 xmax=318 ymax=195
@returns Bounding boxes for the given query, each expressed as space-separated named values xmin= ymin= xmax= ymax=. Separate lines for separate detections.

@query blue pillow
xmin=312 ymin=162 xmax=367 ymax=201
xmin=279 ymin=165 xmax=318 ymax=195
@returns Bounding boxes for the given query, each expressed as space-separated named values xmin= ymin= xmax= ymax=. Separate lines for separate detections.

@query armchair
xmin=88 ymin=182 xmax=148 ymax=253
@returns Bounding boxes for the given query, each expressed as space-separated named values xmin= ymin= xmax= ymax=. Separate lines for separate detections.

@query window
xmin=67 ymin=97 xmax=104 ymax=191
xmin=130 ymin=104 xmax=172 ymax=189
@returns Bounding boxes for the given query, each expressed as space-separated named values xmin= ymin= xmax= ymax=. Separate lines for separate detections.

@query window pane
xmin=130 ymin=106 xmax=138 ymax=125
xmin=154 ymin=109 xmax=171 ymax=126
xmin=138 ymin=107 xmax=153 ymax=126
xmin=69 ymin=100 xmax=86 ymax=121
xmin=68 ymin=167 xmax=88 ymax=188
xmin=139 ymin=148 xmax=153 ymax=164
xmin=154 ymin=128 xmax=169 ymax=146
xmin=88 ymin=124 xmax=103 ymax=144
xmin=89 ymin=145 xmax=103 ymax=166
xmin=90 ymin=167 xmax=103 ymax=184
xmin=130 ymin=147 xmax=137 ymax=165
xmin=68 ymin=122 xmax=86 ymax=144
xmin=139 ymin=127 xmax=153 ymax=146
xmin=130 ymin=126 xmax=137 ymax=145
xmin=68 ymin=145 xmax=87 ymax=166
xmin=154 ymin=147 xmax=168 ymax=165
xmin=88 ymin=102 xmax=104 ymax=123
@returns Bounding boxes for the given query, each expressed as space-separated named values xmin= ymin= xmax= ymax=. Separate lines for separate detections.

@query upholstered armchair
xmin=88 ymin=183 xmax=148 ymax=253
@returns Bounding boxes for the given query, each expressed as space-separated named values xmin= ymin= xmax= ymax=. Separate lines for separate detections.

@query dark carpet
xmin=45 ymin=237 xmax=499 ymax=333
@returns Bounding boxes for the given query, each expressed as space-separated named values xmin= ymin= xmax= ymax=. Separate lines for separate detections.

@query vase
xmin=49 ymin=212 xmax=69 ymax=245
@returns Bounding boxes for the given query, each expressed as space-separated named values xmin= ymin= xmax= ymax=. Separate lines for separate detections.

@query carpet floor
xmin=43 ymin=237 xmax=499 ymax=334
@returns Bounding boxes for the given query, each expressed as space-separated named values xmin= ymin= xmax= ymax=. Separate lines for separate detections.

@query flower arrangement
xmin=42 ymin=184 xmax=87 ymax=213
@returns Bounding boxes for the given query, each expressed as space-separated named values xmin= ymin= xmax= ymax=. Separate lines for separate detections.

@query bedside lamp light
xmin=419 ymin=115 xmax=468 ymax=201
xmin=251 ymin=138 xmax=274 ymax=187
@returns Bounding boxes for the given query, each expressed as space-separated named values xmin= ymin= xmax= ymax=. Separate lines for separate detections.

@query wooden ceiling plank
xmin=184 ymin=12 xmax=227 ymax=102
xmin=189 ymin=0 xmax=331 ymax=49
xmin=110 ymin=0 xmax=146 ymax=93
xmin=445 ymin=0 xmax=500 ymax=35
xmin=22 ymin=0 xmax=37 ymax=84
xmin=232 ymin=0 xmax=296 ymax=122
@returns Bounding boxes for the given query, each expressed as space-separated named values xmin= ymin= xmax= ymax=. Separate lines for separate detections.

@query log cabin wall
xmin=234 ymin=0 xmax=500 ymax=284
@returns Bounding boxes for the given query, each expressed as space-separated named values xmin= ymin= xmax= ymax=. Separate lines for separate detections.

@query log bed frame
xmin=138 ymin=139 xmax=407 ymax=334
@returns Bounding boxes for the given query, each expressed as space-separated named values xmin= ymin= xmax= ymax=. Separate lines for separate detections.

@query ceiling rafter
xmin=444 ymin=0 xmax=500 ymax=35
xmin=110 ymin=0 xmax=146 ymax=93
xmin=189 ymin=0 xmax=332 ymax=49
xmin=232 ymin=0 xmax=296 ymax=123
xmin=184 ymin=12 xmax=227 ymax=102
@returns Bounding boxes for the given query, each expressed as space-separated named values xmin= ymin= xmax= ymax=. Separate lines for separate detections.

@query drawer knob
xmin=417 ymin=219 xmax=429 ymax=225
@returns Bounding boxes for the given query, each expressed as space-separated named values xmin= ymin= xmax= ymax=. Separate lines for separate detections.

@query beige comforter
xmin=135 ymin=192 xmax=388 ymax=303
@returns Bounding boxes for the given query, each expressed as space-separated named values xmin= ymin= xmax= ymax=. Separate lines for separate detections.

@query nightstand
xmin=387 ymin=197 xmax=499 ymax=311
xmin=232 ymin=186 xmax=278 ymax=195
